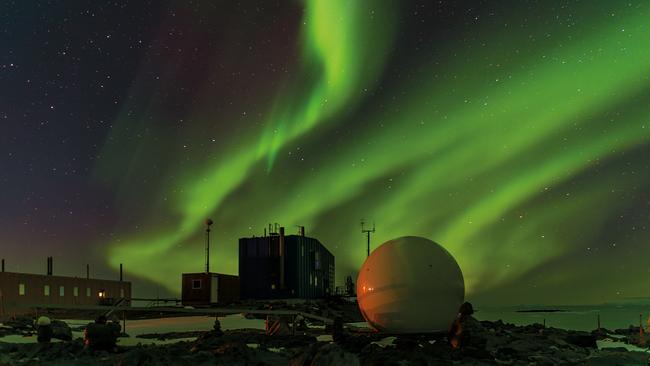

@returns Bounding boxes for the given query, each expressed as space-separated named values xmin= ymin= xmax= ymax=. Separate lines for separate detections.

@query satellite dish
xmin=356 ymin=236 xmax=465 ymax=333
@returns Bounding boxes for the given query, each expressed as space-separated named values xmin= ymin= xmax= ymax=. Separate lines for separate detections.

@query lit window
xmin=18 ymin=284 xmax=25 ymax=296
xmin=73 ymin=287 xmax=79 ymax=297
xmin=301 ymin=245 xmax=304 ymax=257
xmin=86 ymin=288 xmax=91 ymax=297
xmin=315 ymin=276 xmax=318 ymax=287
xmin=44 ymin=285 xmax=50 ymax=296
xmin=192 ymin=279 xmax=202 ymax=289
xmin=271 ymin=284 xmax=276 ymax=289
xmin=59 ymin=286 xmax=64 ymax=297
xmin=120 ymin=288 xmax=124 ymax=298
xmin=310 ymin=273 xmax=313 ymax=285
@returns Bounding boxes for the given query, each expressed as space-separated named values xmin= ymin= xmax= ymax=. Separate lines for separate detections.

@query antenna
xmin=295 ymin=225 xmax=305 ymax=236
xmin=205 ymin=218 xmax=214 ymax=273
xmin=361 ymin=219 xmax=376 ymax=257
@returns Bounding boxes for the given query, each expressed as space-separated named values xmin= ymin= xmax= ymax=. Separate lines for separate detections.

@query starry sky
xmin=1 ymin=1 xmax=649 ymax=306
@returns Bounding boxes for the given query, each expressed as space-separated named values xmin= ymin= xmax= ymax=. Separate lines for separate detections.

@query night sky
xmin=1 ymin=1 xmax=649 ymax=306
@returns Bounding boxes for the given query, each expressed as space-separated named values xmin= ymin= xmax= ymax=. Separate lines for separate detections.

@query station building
xmin=239 ymin=226 xmax=335 ymax=299
xmin=0 ymin=258 xmax=131 ymax=316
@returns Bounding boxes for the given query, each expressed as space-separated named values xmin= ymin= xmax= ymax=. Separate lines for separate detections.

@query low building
xmin=181 ymin=272 xmax=239 ymax=307
xmin=239 ymin=226 xmax=335 ymax=299
xmin=0 ymin=259 xmax=131 ymax=316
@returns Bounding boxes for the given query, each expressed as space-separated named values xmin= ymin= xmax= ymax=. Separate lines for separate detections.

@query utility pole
xmin=205 ymin=218 xmax=213 ymax=273
xmin=361 ymin=219 xmax=376 ymax=257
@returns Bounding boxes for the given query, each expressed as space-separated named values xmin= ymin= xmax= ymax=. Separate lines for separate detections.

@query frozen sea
xmin=474 ymin=303 xmax=650 ymax=332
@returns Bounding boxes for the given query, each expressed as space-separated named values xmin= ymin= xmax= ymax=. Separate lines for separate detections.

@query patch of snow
xmin=597 ymin=340 xmax=650 ymax=353
xmin=316 ymin=335 xmax=332 ymax=342
xmin=371 ymin=336 xmax=396 ymax=348
xmin=346 ymin=322 xmax=371 ymax=329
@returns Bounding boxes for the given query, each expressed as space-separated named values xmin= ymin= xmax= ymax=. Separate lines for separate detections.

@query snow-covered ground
xmin=597 ymin=339 xmax=650 ymax=353
xmin=5 ymin=315 xmax=646 ymax=353
xmin=0 ymin=314 xmax=266 ymax=346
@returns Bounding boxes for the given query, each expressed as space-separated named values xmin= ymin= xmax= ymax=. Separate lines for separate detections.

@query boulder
xmin=565 ymin=332 xmax=597 ymax=348
xmin=51 ymin=320 xmax=72 ymax=341
xmin=291 ymin=343 xmax=359 ymax=366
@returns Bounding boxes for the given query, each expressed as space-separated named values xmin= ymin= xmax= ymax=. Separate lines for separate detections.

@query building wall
xmin=239 ymin=233 xmax=335 ymax=300
xmin=216 ymin=274 xmax=240 ymax=305
xmin=239 ymin=236 xmax=284 ymax=299
xmin=181 ymin=273 xmax=212 ymax=306
xmin=181 ymin=273 xmax=240 ymax=306
xmin=285 ymin=235 xmax=335 ymax=298
xmin=0 ymin=272 xmax=131 ymax=315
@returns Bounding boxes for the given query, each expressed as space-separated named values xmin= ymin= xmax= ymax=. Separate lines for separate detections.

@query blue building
xmin=239 ymin=226 xmax=334 ymax=299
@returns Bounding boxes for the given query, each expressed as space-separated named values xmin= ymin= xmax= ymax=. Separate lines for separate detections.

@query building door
xmin=210 ymin=275 xmax=219 ymax=304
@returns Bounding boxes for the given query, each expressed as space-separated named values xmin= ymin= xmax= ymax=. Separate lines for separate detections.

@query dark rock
xmin=565 ymin=332 xmax=597 ymax=348
xmin=310 ymin=343 xmax=359 ymax=366
xmin=394 ymin=337 xmax=419 ymax=350
xmin=138 ymin=331 xmax=205 ymax=340
xmin=582 ymin=351 xmax=650 ymax=366
xmin=4 ymin=316 xmax=33 ymax=331
xmin=291 ymin=343 xmax=358 ymax=366
xmin=601 ymin=347 xmax=629 ymax=352
xmin=613 ymin=326 xmax=641 ymax=335
xmin=335 ymin=334 xmax=377 ymax=353
xmin=51 ymin=320 xmax=72 ymax=341
xmin=590 ymin=328 xmax=611 ymax=340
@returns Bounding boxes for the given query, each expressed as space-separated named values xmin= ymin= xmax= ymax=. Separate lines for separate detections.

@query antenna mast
xmin=361 ymin=219 xmax=376 ymax=257
xmin=205 ymin=218 xmax=213 ymax=273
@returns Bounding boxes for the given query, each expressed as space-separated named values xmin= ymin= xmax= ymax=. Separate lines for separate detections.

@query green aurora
xmin=95 ymin=0 xmax=650 ymax=305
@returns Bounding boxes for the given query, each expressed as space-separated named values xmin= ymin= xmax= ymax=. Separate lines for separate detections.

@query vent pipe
xmin=1 ymin=258 xmax=4 ymax=272
xmin=86 ymin=264 xmax=89 ymax=279
xmin=120 ymin=263 xmax=123 ymax=282
xmin=47 ymin=256 xmax=53 ymax=276
xmin=279 ymin=226 xmax=285 ymax=290
xmin=299 ymin=226 xmax=305 ymax=237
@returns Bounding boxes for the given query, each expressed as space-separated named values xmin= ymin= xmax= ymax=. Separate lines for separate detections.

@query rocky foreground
xmin=1 ymin=319 xmax=650 ymax=365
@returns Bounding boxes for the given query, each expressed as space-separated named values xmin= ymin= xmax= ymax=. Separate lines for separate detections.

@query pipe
xmin=1 ymin=258 xmax=4 ymax=272
xmin=86 ymin=264 xmax=89 ymax=279
xmin=279 ymin=227 xmax=285 ymax=290
xmin=120 ymin=263 xmax=123 ymax=282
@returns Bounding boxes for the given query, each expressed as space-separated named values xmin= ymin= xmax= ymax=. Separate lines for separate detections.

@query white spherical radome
xmin=356 ymin=236 xmax=465 ymax=333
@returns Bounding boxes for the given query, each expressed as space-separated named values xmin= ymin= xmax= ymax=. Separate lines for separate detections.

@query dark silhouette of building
xmin=239 ymin=226 xmax=334 ymax=299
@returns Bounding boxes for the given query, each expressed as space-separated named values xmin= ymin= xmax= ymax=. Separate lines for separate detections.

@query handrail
xmin=14 ymin=303 xmax=334 ymax=324
xmin=103 ymin=297 xmax=127 ymax=318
